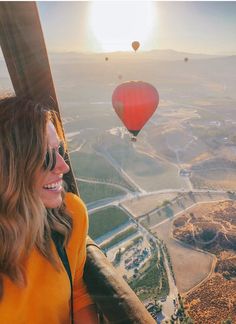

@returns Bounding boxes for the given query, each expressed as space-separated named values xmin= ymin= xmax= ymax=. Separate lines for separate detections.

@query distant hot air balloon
xmin=118 ymin=74 xmax=123 ymax=80
xmin=131 ymin=41 xmax=140 ymax=52
xmin=112 ymin=81 xmax=159 ymax=140
xmin=184 ymin=57 xmax=188 ymax=62
xmin=105 ymin=56 xmax=109 ymax=61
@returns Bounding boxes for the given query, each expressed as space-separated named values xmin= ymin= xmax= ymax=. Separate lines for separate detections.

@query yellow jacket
xmin=0 ymin=193 xmax=93 ymax=323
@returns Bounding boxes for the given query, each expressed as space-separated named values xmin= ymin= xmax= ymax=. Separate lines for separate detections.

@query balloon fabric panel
xmin=112 ymin=81 xmax=159 ymax=136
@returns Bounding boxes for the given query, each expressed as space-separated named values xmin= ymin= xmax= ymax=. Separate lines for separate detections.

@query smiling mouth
xmin=43 ymin=180 xmax=63 ymax=191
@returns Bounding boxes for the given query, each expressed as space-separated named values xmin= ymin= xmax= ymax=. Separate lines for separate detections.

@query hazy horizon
xmin=38 ymin=1 xmax=236 ymax=55
xmin=46 ymin=48 xmax=236 ymax=56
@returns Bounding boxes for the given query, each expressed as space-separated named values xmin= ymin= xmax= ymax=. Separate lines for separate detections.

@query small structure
xmin=179 ymin=169 xmax=192 ymax=177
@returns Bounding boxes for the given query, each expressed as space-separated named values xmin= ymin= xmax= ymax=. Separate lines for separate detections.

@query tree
xmin=182 ymin=317 xmax=194 ymax=324
xmin=114 ymin=248 xmax=122 ymax=264
xmin=222 ymin=318 xmax=232 ymax=324
xmin=163 ymin=199 xmax=171 ymax=206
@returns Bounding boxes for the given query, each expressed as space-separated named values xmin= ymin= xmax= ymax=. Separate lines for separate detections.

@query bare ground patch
xmin=173 ymin=200 xmax=236 ymax=323
xmin=121 ymin=192 xmax=178 ymax=218
xmin=153 ymin=219 xmax=214 ymax=293
xmin=191 ymin=170 xmax=236 ymax=190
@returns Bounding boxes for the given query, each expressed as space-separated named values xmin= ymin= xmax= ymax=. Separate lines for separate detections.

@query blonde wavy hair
xmin=0 ymin=96 xmax=72 ymax=297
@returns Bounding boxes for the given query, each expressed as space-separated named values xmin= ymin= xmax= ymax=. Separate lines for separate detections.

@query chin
xmin=43 ymin=196 xmax=63 ymax=209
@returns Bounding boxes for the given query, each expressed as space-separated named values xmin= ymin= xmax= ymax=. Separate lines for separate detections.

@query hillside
xmin=172 ymin=200 xmax=236 ymax=323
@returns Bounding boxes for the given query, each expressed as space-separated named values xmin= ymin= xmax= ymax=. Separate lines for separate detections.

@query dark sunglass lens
xmin=50 ymin=149 xmax=57 ymax=170
xmin=43 ymin=142 xmax=66 ymax=171
xmin=58 ymin=142 xmax=65 ymax=158
xmin=43 ymin=151 xmax=50 ymax=170
xmin=43 ymin=148 xmax=57 ymax=171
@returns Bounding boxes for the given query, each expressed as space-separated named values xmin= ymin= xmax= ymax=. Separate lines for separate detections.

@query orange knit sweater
xmin=0 ymin=193 xmax=94 ymax=323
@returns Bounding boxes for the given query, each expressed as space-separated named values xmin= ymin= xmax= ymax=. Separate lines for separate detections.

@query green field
xmin=88 ymin=206 xmax=130 ymax=239
xmin=108 ymin=142 xmax=185 ymax=191
xmin=77 ymin=180 xmax=126 ymax=204
xmin=108 ymin=142 xmax=165 ymax=177
xmin=70 ymin=151 xmax=135 ymax=191
xmin=100 ymin=227 xmax=138 ymax=250
xmin=129 ymin=252 xmax=169 ymax=302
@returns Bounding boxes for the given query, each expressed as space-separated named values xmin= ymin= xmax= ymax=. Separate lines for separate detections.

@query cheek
xmin=33 ymin=170 xmax=63 ymax=208
xmin=35 ymin=171 xmax=48 ymax=194
xmin=38 ymin=183 xmax=48 ymax=204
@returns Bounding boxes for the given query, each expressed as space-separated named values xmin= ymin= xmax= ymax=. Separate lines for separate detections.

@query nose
xmin=54 ymin=152 xmax=70 ymax=174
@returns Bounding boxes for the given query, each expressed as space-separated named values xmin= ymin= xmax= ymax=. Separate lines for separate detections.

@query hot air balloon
xmin=112 ymin=81 xmax=159 ymax=140
xmin=184 ymin=57 xmax=188 ymax=62
xmin=131 ymin=41 xmax=140 ymax=52
xmin=105 ymin=56 xmax=109 ymax=61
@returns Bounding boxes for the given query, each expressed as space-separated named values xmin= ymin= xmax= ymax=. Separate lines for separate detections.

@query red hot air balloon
xmin=112 ymin=81 xmax=159 ymax=140
xmin=131 ymin=41 xmax=140 ymax=52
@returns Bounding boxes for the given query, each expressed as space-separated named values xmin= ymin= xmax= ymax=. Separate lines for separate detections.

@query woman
xmin=0 ymin=97 xmax=98 ymax=323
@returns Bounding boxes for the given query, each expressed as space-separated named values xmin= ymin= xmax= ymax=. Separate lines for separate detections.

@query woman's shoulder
xmin=64 ymin=193 xmax=88 ymax=257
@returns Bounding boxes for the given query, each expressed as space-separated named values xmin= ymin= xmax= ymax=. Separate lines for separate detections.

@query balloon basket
xmin=131 ymin=136 xmax=137 ymax=142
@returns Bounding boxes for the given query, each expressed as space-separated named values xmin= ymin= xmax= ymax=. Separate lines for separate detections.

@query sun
xmin=88 ymin=1 xmax=156 ymax=52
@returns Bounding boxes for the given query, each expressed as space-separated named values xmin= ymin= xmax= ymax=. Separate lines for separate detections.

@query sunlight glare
xmin=89 ymin=2 xmax=156 ymax=52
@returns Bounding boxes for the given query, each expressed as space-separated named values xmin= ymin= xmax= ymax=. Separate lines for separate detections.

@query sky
xmin=37 ymin=1 xmax=236 ymax=55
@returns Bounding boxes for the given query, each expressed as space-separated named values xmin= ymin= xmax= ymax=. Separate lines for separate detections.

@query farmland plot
xmin=153 ymin=219 xmax=214 ymax=293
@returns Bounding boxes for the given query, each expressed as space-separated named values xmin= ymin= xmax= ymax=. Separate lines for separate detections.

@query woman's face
xmin=37 ymin=122 xmax=70 ymax=208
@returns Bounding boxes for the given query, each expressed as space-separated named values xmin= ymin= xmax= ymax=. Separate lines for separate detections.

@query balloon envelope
xmin=112 ymin=81 xmax=159 ymax=137
xmin=132 ymin=41 xmax=140 ymax=52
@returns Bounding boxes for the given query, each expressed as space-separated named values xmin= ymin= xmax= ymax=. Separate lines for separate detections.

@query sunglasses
xmin=43 ymin=141 xmax=66 ymax=171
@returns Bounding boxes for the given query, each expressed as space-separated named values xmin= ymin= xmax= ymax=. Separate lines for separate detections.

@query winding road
xmin=69 ymin=130 xmax=233 ymax=322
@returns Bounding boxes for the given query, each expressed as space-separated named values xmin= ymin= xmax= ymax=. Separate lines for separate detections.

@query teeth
xmin=43 ymin=180 xmax=62 ymax=190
